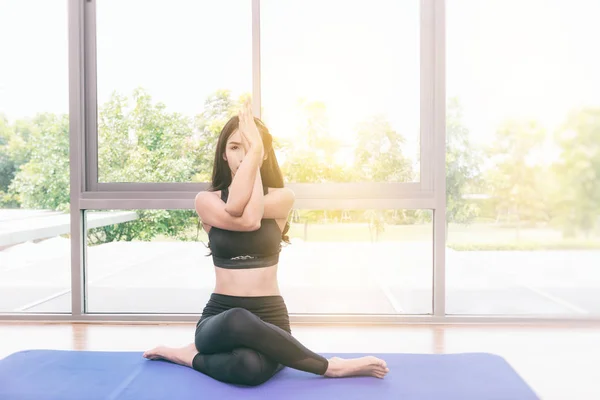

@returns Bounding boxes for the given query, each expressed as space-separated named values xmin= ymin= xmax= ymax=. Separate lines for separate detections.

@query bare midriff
xmin=213 ymin=264 xmax=281 ymax=297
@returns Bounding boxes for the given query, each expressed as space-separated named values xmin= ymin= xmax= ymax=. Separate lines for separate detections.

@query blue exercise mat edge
xmin=0 ymin=349 xmax=540 ymax=400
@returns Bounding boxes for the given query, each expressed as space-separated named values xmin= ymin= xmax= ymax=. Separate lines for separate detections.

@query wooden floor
xmin=1 ymin=322 xmax=599 ymax=399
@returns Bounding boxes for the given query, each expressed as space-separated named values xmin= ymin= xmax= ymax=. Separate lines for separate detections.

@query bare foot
xmin=324 ymin=356 xmax=389 ymax=379
xmin=143 ymin=343 xmax=198 ymax=368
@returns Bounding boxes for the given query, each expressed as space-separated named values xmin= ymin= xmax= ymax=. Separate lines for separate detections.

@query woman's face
xmin=223 ymin=129 xmax=246 ymax=176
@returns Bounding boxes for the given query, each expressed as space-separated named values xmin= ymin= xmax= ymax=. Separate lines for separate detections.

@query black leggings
xmin=192 ymin=307 xmax=329 ymax=386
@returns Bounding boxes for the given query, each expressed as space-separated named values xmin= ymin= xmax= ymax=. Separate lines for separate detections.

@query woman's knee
xmin=230 ymin=349 xmax=273 ymax=386
xmin=223 ymin=307 xmax=255 ymax=322
xmin=194 ymin=308 xmax=258 ymax=351
xmin=222 ymin=307 xmax=258 ymax=334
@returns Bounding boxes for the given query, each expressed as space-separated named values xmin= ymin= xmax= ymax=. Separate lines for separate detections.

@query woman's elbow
xmin=224 ymin=205 xmax=244 ymax=218
xmin=237 ymin=216 xmax=261 ymax=231
xmin=246 ymin=220 xmax=261 ymax=231
xmin=225 ymin=209 xmax=260 ymax=231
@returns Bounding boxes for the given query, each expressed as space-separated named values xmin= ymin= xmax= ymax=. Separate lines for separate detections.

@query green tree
xmin=87 ymin=209 xmax=198 ymax=245
xmin=282 ymin=149 xmax=350 ymax=183
xmin=8 ymin=113 xmax=70 ymax=211
xmin=0 ymin=116 xmax=14 ymax=191
xmin=91 ymin=88 xmax=203 ymax=243
xmin=445 ymin=97 xmax=481 ymax=239
xmin=296 ymin=100 xmax=341 ymax=165
xmin=4 ymin=88 xmax=208 ymax=244
xmin=353 ymin=115 xmax=413 ymax=182
xmin=350 ymin=115 xmax=414 ymax=236
xmin=554 ymin=108 xmax=600 ymax=237
xmin=192 ymin=90 xmax=241 ymax=181
xmin=486 ymin=119 xmax=547 ymax=240
xmin=0 ymin=115 xmax=18 ymax=206
xmin=98 ymin=87 xmax=196 ymax=183
xmin=281 ymin=100 xmax=352 ymax=183
xmin=92 ymin=89 xmax=250 ymax=244
xmin=278 ymin=100 xmax=354 ymax=226
xmin=1 ymin=114 xmax=41 ymax=207
xmin=3 ymin=117 xmax=38 ymax=168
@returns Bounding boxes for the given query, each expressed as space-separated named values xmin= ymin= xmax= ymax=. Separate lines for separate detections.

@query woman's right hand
xmin=238 ymin=98 xmax=264 ymax=157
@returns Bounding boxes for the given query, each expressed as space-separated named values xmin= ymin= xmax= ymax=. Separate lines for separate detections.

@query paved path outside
xmin=1 ymin=237 xmax=599 ymax=316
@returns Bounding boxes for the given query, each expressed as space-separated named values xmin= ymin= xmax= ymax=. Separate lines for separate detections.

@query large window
xmin=0 ymin=0 xmax=71 ymax=313
xmin=82 ymin=1 xmax=434 ymax=318
xmin=9 ymin=0 xmax=596 ymax=322
xmin=96 ymin=0 xmax=252 ymax=183
xmin=261 ymin=0 xmax=421 ymax=184
xmin=446 ymin=0 xmax=600 ymax=315
xmin=84 ymin=208 xmax=432 ymax=315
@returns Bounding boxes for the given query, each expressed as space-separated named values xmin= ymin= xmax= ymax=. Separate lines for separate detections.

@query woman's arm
xmin=196 ymin=184 xmax=293 ymax=232
xmin=231 ymin=169 xmax=265 ymax=226
xmin=195 ymin=175 xmax=263 ymax=232
xmin=263 ymin=188 xmax=295 ymax=220
xmin=224 ymin=148 xmax=263 ymax=217
xmin=195 ymin=193 xmax=258 ymax=232
xmin=223 ymin=98 xmax=265 ymax=217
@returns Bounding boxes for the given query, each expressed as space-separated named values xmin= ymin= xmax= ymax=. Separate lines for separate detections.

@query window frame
xmin=84 ymin=0 xmax=438 ymax=207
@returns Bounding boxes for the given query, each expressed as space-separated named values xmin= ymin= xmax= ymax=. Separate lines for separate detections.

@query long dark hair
xmin=208 ymin=115 xmax=290 ymax=243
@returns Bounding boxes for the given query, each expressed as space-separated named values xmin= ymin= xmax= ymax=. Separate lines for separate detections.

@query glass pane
xmin=446 ymin=0 xmax=600 ymax=315
xmin=85 ymin=209 xmax=205 ymax=313
xmin=0 ymin=0 xmax=71 ymax=313
xmin=261 ymin=0 xmax=420 ymax=183
xmin=96 ymin=0 xmax=252 ymax=183
xmin=84 ymin=208 xmax=432 ymax=314
xmin=283 ymin=209 xmax=433 ymax=314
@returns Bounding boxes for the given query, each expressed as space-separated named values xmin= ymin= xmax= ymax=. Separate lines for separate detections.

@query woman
xmin=143 ymin=99 xmax=389 ymax=386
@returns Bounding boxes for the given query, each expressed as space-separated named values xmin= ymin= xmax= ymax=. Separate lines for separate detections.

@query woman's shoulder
xmin=265 ymin=187 xmax=295 ymax=211
xmin=195 ymin=190 xmax=221 ymax=198
xmin=194 ymin=190 xmax=223 ymax=206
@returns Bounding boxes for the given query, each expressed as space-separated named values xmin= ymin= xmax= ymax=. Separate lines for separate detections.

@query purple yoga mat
xmin=0 ymin=350 xmax=539 ymax=399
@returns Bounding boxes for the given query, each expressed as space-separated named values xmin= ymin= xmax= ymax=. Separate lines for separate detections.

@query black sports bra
xmin=207 ymin=186 xmax=282 ymax=269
